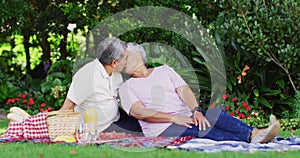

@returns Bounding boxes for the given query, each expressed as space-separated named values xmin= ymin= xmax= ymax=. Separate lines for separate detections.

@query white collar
xmin=94 ymin=59 xmax=109 ymax=79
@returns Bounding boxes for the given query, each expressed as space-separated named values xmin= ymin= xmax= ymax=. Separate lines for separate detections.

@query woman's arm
xmin=129 ymin=101 xmax=194 ymax=128
xmin=176 ymin=85 xmax=211 ymax=130
xmin=60 ymin=98 xmax=76 ymax=110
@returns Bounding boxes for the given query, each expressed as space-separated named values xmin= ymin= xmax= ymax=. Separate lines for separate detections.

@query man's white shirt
xmin=67 ymin=59 xmax=123 ymax=133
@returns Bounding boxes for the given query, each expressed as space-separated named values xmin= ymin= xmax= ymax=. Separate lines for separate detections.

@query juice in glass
xmin=83 ymin=107 xmax=98 ymax=141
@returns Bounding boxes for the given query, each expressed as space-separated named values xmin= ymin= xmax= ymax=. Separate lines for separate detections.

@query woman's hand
xmin=193 ymin=111 xmax=211 ymax=130
xmin=171 ymin=115 xmax=194 ymax=128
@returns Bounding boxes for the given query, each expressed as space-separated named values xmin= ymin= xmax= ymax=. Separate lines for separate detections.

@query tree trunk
xmin=23 ymin=35 xmax=31 ymax=74
xmin=60 ymin=30 xmax=68 ymax=59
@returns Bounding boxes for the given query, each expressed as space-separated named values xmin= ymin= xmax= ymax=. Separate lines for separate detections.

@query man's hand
xmin=193 ymin=111 xmax=211 ymax=130
xmin=171 ymin=115 xmax=194 ymax=128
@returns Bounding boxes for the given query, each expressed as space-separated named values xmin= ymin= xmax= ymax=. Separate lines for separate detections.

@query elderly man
xmin=60 ymin=37 xmax=142 ymax=135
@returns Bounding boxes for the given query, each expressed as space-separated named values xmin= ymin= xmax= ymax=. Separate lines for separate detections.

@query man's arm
xmin=129 ymin=101 xmax=194 ymax=128
xmin=176 ymin=85 xmax=211 ymax=130
xmin=60 ymin=98 xmax=76 ymax=110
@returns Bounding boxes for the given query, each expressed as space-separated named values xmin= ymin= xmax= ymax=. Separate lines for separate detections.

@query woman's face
xmin=125 ymin=51 xmax=143 ymax=74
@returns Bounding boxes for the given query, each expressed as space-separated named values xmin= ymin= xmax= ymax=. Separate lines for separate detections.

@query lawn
xmin=1 ymin=119 xmax=300 ymax=158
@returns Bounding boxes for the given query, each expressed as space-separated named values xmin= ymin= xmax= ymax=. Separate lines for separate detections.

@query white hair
xmin=126 ymin=42 xmax=147 ymax=64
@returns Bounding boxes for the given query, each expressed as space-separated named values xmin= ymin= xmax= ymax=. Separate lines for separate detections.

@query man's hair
xmin=126 ymin=42 xmax=147 ymax=64
xmin=96 ymin=37 xmax=126 ymax=65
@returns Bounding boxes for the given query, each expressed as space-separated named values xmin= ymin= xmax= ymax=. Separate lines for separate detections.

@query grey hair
xmin=126 ymin=42 xmax=147 ymax=64
xmin=96 ymin=37 xmax=126 ymax=65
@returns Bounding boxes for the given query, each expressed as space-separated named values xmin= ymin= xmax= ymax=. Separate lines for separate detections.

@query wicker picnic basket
xmin=47 ymin=110 xmax=80 ymax=140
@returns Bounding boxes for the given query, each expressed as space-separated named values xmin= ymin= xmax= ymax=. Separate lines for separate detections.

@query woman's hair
xmin=96 ymin=37 xmax=126 ymax=65
xmin=126 ymin=42 xmax=147 ymax=64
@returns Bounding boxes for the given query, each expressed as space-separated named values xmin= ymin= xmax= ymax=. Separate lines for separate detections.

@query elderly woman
xmin=119 ymin=43 xmax=280 ymax=143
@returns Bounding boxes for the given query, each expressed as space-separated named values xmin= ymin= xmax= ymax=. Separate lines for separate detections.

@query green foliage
xmin=40 ymin=59 xmax=73 ymax=111
xmin=214 ymin=0 xmax=300 ymax=92
xmin=241 ymin=116 xmax=300 ymax=131
xmin=0 ymin=70 xmax=23 ymax=106
xmin=294 ymin=91 xmax=300 ymax=118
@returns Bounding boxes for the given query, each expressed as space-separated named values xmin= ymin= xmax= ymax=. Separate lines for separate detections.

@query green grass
xmin=1 ymin=119 xmax=300 ymax=158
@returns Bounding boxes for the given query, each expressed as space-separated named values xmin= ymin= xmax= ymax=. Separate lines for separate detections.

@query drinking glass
xmin=83 ymin=107 xmax=98 ymax=142
xmin=76 ymin=122 xmax=88 ymax=144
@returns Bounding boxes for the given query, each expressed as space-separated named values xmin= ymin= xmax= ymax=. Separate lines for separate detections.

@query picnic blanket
xmin=166 ymin=137 xmax=300 ymax=153
xmin=1 ymin=121 xmax=300 ymax=153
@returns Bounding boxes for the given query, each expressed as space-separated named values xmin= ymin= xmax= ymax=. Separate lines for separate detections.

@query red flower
xmin=22 ymin=100 xmax=27 ymax=103
xmin=222 ymin=94 xmax=228 ymax=100
xmin=11 ymin=99 xmax=15 ymax=103
xmin=41 ymin=103 xmax=46 ymax=107
xmin=247 ymin=115 xmax=252 ymax=118
xmin=229 ymin=112 xmax=234 ymax=116
xmin=238 ymin=113 xmax=245 ymax=119
xmin=231 ymin=97 xmax=237 ymax=102
xmin=16 ymin=98 xmax=20 ymax=101
xmin=18 ymin=94 xmax=22 ymax=98
xmin=235 ymin=110 xmax=239 ymax=114
xmin=26 ymin=105 xmax=30 ymax=109
xmin=225 ymin=105 xmax=230 ymax=111
xmin=29 ymin=94 xmax=33 ymax=97
xmin=242 ymin=101 xmax=247 ymax=107
xmin=28 ymin=98 xmax=34 ymax=105
xmin=6 ymin=99 xmax=11 ymax=105
xmin=40 ymin=108 xmax=45 ymax=112
xmin=210 ymin=104 xmax=215 ymax=108
xmin=246 ymin=106 xmax=251 ymax=111
xmin=22 ymin=94 xmax=27 ymax=98
xmin=47 ymin=107 xmax=52 ymax=112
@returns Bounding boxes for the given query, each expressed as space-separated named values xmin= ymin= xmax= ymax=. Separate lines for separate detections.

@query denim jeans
xmin=159 ymin=108 xmax=253 ymax=142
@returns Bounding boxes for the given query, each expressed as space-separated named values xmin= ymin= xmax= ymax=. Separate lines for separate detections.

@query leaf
xmin=277 ymin=80 xmax=285 ymax=89
xmin=258 ymin=97 xmax=272 ymax=109
xmin=227 ymin=81 xmax=232 ymax=91
xmin=41 ymin=82 xmax=52 ymax=93
xmin=253 ymin=89 xmax=259 ymax=97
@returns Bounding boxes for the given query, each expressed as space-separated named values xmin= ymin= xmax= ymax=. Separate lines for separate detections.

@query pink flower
xmin=251 ymin=112 xmax=258 ymax=116
xmin=210 ymin=104 xmax=215 ymax=108
xmin=222 ymin=94 xmax=228 ymax=100
xmin=243 ymin=65 xmax=250 ymax=71
xmin=40 ymin=108 xmax=45 ymax=112
xmin=231 ymin=97 xmax=237 ymax=102
xmin=235 ymin=110 xmax=239 ymax=114
xmin=230 ymin=112 xmax=234 ymax=116
xmin=237 ymin=75 xmax=242 ymax=84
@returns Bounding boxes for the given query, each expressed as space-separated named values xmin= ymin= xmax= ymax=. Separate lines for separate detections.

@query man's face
xmin=114 ymin=50 xmax=128 ymax=72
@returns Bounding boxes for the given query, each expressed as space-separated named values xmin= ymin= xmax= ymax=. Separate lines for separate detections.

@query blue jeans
xmin=159 ymin=108 xmax=253 ymax=142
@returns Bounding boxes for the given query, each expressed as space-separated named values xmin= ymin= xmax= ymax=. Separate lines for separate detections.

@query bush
xmin=212 ymin=0 xmax=299 ymax=117
xmin=241 ymin=116 xmax=300 ymax=131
